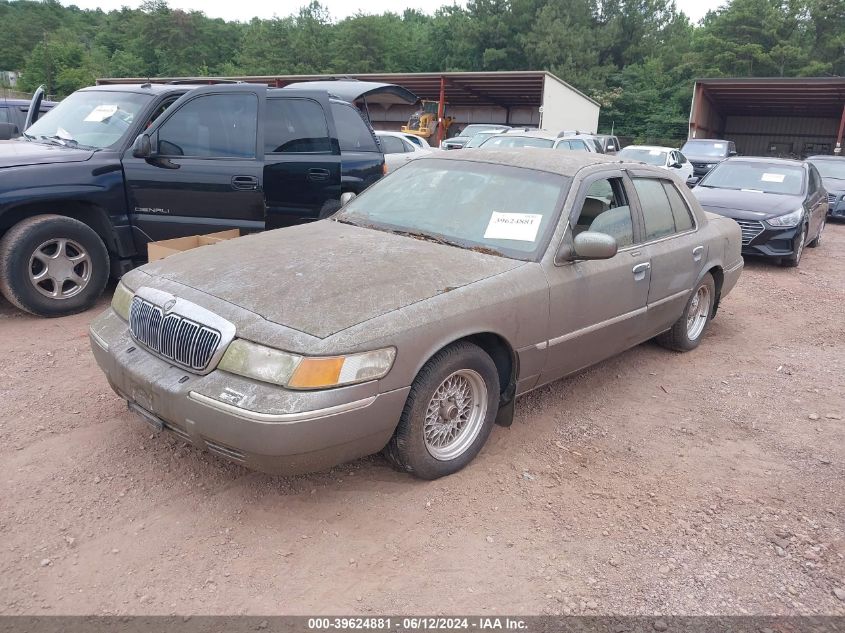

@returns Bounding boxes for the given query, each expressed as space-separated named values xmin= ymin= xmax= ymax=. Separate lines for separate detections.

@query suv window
xmin=0 ymin=107 xmax=11 ymax=124
xmin=572 ymin=177 xmax=634 ymax=247
xmin=379 ymin=135 xmax=407 ymax=154
xmin=663 ymin=182 xmax=695 ymax=232
xmin=330 ymin=103 xmax=379 ymax=152
xmin=265 ymin=98 xmax=331 ymax=154
xmin=158 ymin=93 xmax=257 ymax=158
xmin=633 ymin=178 xmax=681 ymax=240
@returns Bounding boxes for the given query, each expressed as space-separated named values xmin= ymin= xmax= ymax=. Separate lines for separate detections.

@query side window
xmin=0 ymin=107 xmax=10 ymax=124
xmin=330 ymin=103 xmax=379 ymax=152
xmin=158 ymin=93 xmax=257 ymax=158
xmin=572 ymin=177 xmax=634 ymax=247
xmin=663 ymin=182 xmax=695 ymax=232
xmin=379 ymin=135 xmax=407 ymax=154
xmin=145 ymin=96 xmax=180 ymax=129
xmin=808 ymin=167 xmax=819 ymax=193
xmin=632 ymin=178 xmax=678 ymax=241
xmin=678 ymin=151 xmax=688 ymax=164
xmin=265 ymin=98 xmax=331 ymax=154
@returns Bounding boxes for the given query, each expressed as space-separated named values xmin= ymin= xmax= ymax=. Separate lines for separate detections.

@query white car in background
xmin=617 ymin=145 xmax=694 ymax=182
xmin=376 ymin=131 xmax=435 ymax=170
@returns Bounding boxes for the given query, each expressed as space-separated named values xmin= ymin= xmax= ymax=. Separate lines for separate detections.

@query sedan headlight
xmin=111 ymin=281 xmax=133 ymax=320
xmin=767 ymin=208 xmax=803 ymax=228
xmin=218 ymin=339 xmax=396 ymax=390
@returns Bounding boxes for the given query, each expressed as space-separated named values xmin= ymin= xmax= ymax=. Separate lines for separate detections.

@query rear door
xmin=122 ymin=84 xmax=266 ymax=246
xmin=263 ymin=92 xmax=341 ymax=227
xmin=628 ymin=172 xmax=703 ymax=335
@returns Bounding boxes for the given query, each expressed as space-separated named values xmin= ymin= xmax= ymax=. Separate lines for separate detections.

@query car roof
xmin=724 ymin=156 xmax=806 ymax=168
xmin=806 ymin=155 xmax=844 ymax=161
xmin=683 ymin=138 xmax=731 ymax=143
xmin=81 ymin=83 xmax=192 ymax=95
xmin=417 ymin=148 xmax=621 ymax=177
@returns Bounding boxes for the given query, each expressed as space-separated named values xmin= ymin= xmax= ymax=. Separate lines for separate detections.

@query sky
xmin=62 ymin=0 xmax=728 ymax=24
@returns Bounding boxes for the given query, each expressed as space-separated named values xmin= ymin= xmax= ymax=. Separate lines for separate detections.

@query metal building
xmin=689 ymin=77 xmax=845 ymax=157
xmin=97 ymin=71 xmax=600 ymax=144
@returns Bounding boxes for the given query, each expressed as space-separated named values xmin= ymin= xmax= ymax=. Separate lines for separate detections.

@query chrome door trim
xmin=543 ymin=306 xmax=648 ymax=349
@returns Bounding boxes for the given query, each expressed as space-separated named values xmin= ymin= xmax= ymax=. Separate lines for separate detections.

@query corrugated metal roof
xmin=96 ymin=71 xmax=599 ymax=108
xmin=697 ymin=77 xmax=845 ymax=117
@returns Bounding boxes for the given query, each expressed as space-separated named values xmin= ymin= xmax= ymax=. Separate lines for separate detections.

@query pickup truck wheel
xmin=0 ymin=215 xmax=109 ymax=317
xmin=656 ymin=273 xmax=715 ymax=352
xmin=384 ymin=341 xmax=500 ymax=479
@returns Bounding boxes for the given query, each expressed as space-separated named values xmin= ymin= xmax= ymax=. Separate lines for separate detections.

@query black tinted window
xmin=379 ymin=135 xmax=407 ymax=154
xmin=331 ymin=103 xmax=379 ymax=152
xmin=265 ymin=98 xmax=331 ymax=154
xmin=663 ymin=182 xmax=695 ymax=232
xmin=808 ymin=167 xmax=820 ymax=193
xmin=158 ymin=93 xmax=257 ymax=158
xmin=632 ymin=178 xmax=676 ymax=240
xmin=0 ymin=108 xmax=11 ymax=124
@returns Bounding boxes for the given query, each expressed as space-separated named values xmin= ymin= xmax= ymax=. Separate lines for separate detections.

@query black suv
xmin=0 ymin=81 xmax=408 ymax=317
xmin=680 ymin=138 xmax=737 ymax=177
xmin=0 ymin=97 xmax=57 ymax=140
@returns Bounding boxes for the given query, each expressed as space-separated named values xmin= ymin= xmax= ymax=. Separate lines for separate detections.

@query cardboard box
xmin=147 ymin=229 xmax=240 ymax=262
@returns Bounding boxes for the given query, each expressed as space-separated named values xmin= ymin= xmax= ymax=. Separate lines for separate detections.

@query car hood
xmin=821 ymin=177 xmax=845 ymax=194
xmin=138 ymin=221 xmax=526 ymax=339
xmin=0 ymin=140 xmax=95 ymax=168
xmin=692 ymin=187 xmax=803 ymax=221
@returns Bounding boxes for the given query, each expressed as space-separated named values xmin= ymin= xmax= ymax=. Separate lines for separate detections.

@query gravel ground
xmin=1 ymin=224 xmax=843 ymax=616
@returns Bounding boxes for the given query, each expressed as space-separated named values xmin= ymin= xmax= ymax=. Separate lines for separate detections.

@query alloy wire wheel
xmin=685 ymin=284 xmax=711 ymax=342
xmin=28 ymin=237 xmax=91 ymax=299
xmin=424 ymin=369 xmax=488 ymax=461
xmin=655 ymin=272 xmax=715 ymax=353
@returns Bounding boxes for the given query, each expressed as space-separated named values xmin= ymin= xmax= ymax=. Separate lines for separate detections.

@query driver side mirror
xmin=669 ymin=161 xmax=682 ymax=169
xmin=131 ymin=133 xmax=153 ymax=159
xmin=340 ymin=191 xmax=357 ymax=206
xmin=686 ymin=176 xmax=700 ymax=188
xmin=558 ymin=231 xmax=618 ymax=262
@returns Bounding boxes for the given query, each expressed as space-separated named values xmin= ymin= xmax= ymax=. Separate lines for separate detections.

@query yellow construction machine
xmin=401 ymin=100 xmax=453 ymax=140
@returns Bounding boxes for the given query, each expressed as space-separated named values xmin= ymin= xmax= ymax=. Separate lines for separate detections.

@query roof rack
xmin=166 ymin=79 xmax=242 ymax=85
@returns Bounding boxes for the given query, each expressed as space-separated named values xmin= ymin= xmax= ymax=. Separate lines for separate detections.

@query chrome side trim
xmin=648 ymin=288 xmax=690 ymax=309
xmin=546 ymin=306 xmax=647 ymax=348
xmin=188 ymin=391 xmax=377 ymax=423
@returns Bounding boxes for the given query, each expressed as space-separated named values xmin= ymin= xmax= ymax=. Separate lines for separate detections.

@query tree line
xmin=1 ymin=0 xmax=843 ymax=144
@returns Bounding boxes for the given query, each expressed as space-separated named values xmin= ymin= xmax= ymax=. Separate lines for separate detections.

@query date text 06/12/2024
xmin=307 ymin=617 xmax=528 ymax=630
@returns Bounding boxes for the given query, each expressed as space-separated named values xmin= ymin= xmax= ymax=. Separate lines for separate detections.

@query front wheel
xmin=656 ymin=273 xmax=715 ymax=352
xmin=384 ymin=341 xmax=500 ymax=479
xmin=781 ymin=223 xmax=806 ymax=267
xmin=808 ymin=218 xmax=824 ymax=248
xmin=0 ymin=214 xmax=109 ymax=317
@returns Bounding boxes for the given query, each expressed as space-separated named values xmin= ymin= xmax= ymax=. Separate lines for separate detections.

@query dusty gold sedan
xmin=90 ymin=150 xmax=743 ymax=479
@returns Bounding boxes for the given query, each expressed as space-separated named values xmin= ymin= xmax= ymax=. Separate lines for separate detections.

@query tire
xmin=780 ymin=223 xmax=806 ymax=267
xmin=808 ymin=218 xmax=824 ymax=248
xmin=384 ymin=341 xmax=500 ymax=479
xmin=0 ymin=214 xmax=109 ymax=317
xmin=656 ymin=273 xmax=715 ymax=352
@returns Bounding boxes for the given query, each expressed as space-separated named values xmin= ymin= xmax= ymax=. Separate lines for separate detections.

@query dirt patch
xmin=1 ymin=225 xmax=843 ymax=616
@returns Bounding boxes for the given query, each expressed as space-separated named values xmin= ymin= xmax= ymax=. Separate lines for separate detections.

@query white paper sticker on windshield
xmin=484 ymin=212 xmax=543 ymax=242
xmin=84 ymin=105 xmax=118 ymax=122
xmin=713 ymin=143 xmax=725 ymax=149
xmin=761 ymin=173 xmax=785 ymax=183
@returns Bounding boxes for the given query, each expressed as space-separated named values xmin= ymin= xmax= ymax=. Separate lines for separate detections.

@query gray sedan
xmin=90 ymin=151 xmax=743 ymax=479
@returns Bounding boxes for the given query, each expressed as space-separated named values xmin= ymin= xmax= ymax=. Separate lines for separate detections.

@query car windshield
xmin=618 ymin=147 xmax=668 ymax=166
xmin=480 ymin=136 xmax=554 ymax=149
xmin=700 ymin=162 xmax=804 ymax=195
xmin=460 ymin=124 xmax=505 ymax=138
xmin=24 ymin=90 xmax=153 ymax=150
xmin=681 ymin=140 xmax=729 ymax=158
xmin=809 ymin=159 xmax=845 ymax=181
xmin=336 ymin=158 xmax=568 ymax=261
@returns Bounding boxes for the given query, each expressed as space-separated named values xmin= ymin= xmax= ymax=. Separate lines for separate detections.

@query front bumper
xmin=741 ymin=223 xmax=804 ymax=259
xmin=829 ymin=193 xmax=845 ymax=218
xmin=89 ymin=309 xmax=409 ymax=475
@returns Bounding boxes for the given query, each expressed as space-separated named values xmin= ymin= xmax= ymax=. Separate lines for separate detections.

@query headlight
xmin=767 ymin=208 xmax=803 ymax=227
xmin=218 ymin=339 xmax=396 ymax=390
xmin=111 ymin=281 xmax=133 ymax=320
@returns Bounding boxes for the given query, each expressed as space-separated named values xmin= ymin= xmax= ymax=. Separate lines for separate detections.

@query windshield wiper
xmin=37 ymin=135 xmax=97 ymax=150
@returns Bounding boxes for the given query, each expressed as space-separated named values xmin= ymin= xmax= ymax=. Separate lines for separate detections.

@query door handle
xmin=308 ymin=168 xmax=331 ymax=182
xmin=632 ymin=262 xmax=650 ymax=281
xmin=231 ymin=175 xmax=258 ymax=190
xmin=692 ymin=245 xmax=704 ymax=262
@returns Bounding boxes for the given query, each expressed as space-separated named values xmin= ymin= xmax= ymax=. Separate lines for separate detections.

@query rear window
xmin=330 ymin=103 xmax=379 ymax=153
xmin=265 ymin=98 xmax=331 ymax=154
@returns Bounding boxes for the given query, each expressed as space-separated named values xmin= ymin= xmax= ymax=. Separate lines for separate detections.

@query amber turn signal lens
xmin=288 ymin=357 xmax=345 ymax=389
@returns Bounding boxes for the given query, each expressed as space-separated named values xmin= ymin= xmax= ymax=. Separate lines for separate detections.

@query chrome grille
xmin=829 ymin=193 xmax=837 ymax=205
xmin=129 ymin=296 xmax=221 ymax=371
xmin=734 ymin=219 xmax=765 ymax=245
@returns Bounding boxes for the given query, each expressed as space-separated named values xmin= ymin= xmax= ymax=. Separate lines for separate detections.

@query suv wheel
xmin=0 ymin=215 xmax=109 ymax=317
xmin=384 ymin=341 xmax=500 ymax=479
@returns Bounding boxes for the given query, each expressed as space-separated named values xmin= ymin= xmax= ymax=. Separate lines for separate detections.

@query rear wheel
xmin=0 ymin=215 xmax=109 ymax=317
xmin=781 ymin=223 xmax=806 ymax=267
xmin=656 ymin=273 xmax=715 ymax=352
xmin=384 ymin=341 xmax=499 ymax=479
